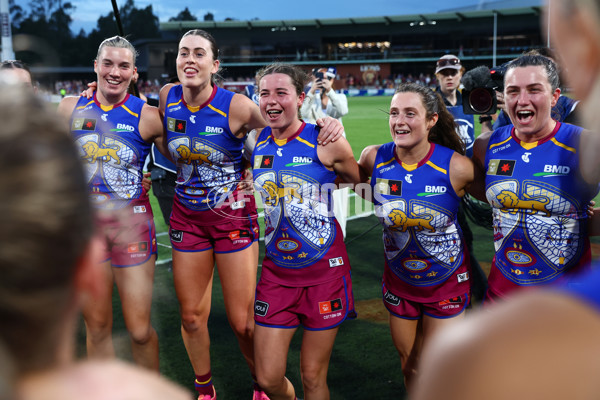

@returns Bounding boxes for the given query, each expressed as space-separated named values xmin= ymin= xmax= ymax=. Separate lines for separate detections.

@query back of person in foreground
xmin=0 ymin=81 xmax=190 ymax=400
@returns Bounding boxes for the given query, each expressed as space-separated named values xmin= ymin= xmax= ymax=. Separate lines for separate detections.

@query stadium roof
xmin=440 ymin=0 xmax=543 ymax=12
xmin=160 ymin=1 xmax=544 ymax=31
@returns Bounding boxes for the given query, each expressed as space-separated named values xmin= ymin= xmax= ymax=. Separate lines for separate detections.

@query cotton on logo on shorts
xmin=384 ymin=290 xmax=401 ymax=306
xmin=457 ymin=272 xmax=470 ymax=283
xmin=170 ymin=229 xmax=183 ymax=243
xmin=254 ymin=300 xmax=269 ymax=317
xmin=328 ymin=257 xmax=344 ymax=268
xmin=133 ymin=205 xmax=147 ymax=214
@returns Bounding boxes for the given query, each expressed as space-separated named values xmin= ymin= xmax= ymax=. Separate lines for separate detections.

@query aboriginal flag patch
xmin=72 ymin=118 xmax=96 ymax=131
xmin=488 ymin=159 xmax=515 ymax=176
xmin=375 ymin=178 xmax=403 ymax=196
xmin=254 ymin=155 xmax=275 ymax=169
xmin=167 ymin=117 xmax=187 ymax=133
xmin=319 ymin=298 xmax=343 ymax=314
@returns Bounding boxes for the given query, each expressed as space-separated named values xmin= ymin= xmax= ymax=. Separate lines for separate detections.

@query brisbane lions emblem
xmin=388 ymin=209 xmax=435 ymax=233
xmin=262 ymin=181 xmax=303 ymax=207
xmin=176 ymin=144 xmax=212 ymax=166
xmin=82 ymin=141 xmax=121 ymax=164
xmin=495 ymin=190 xmax=551 ymax=217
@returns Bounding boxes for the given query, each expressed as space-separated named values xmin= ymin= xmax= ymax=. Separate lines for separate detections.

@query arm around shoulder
xmin=318 ymin=137 xmax=365 ymax=186
xmin=229 ymin=93 xmax=266 ymax=137
xmin=467 ymin=131 xmax=492 ymax=202
xmin=579 ymin=129 xmax=600 ymax=185
xmin=449 ymin=152 xmax=475 ymax=198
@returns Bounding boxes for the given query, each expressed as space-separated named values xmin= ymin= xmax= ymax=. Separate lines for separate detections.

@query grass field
xmin=75 ymin=95 xmax=501 ymax=399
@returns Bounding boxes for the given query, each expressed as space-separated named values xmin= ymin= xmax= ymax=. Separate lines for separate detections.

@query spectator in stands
xmin=301 ymin=66 xmax=351 ymax=238
xmin=0 ymin=82 xmax=189 ymax=400
xmin=412 ymin=3 xmax=600 ymax=398
xmin=434 ymin=54 xmax=488 ymax=303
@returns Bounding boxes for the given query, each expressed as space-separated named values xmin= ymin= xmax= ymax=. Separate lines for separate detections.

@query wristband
xmin=479 ymin=115 xmax=493 ymax=123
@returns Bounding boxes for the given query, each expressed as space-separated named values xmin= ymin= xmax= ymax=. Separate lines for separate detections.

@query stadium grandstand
xmin=127 ymin=0 xmax=545 ymax=95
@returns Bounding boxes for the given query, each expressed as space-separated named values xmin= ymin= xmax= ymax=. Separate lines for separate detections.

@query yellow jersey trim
xmin=489 ymin=136 xmax=512 ymax=150
xmin=122 ymin=105 xmax=139 ymax=118
xmin=551 ymin=137 xmax=576 ymax=153
xmin=167 ymin=99 xmax=182 ymax=109
xmin=76 ymin=100 xmax=94 ymax=110
xmin=256 ymin=138 xmax=269 ymax=148
xmin=296 ymin=136 xmax=315 ymax=148
xmin=208 ymin=104 xmax=227 ymax=117
xmin=520 ymin=141 xmax=538 ymax=150
xmin=426 ymin=160 xmax=448 ymax=174
xmin=376 ymin=157 xmax=395 ymax=170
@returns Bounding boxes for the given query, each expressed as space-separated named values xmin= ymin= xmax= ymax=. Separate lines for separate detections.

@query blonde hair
xmin=96 ymin=35 xmax=138 ymax=65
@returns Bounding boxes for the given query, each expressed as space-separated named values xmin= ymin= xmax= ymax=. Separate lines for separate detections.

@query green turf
xmin=77 ymin=95 xmax=497 ymax=399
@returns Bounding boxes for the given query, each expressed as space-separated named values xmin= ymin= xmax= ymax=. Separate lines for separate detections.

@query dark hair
xmin=0 ymin=83 xmax=93 ymax=374
xmin=0 ymin=60 xmax=33 ymax=82
xmin=180 ymin=29 xmax=221 ymax=84
xmin=394 ymin=83 xmax=465 ymax=155
xmin=505 ymin=54 xmax=560 ymax=91
xmin=256 ymin=62 xmax=310 ymax=96
xmin=181 ymin=29 xmax=220 ymax=59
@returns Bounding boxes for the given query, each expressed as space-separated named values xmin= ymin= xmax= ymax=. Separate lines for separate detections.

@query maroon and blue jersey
xmin=371 ymin=142 xmax=470 ymax=302
xmin=165 ymin=84 xmax=245 ymax=213
xmin=253 ymin=122 xmax=350 ymax=286
xmin=484 ymin=122 xmax=596 ymax=298
xmin=70 ymin=93 xmax=150 ymax=210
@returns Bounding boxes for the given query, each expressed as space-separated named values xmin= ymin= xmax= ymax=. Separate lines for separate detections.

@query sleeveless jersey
xmin=484 ymin=122 xmax=595 ymax=296
xmin=253 ymin=122 xmax=350 ymax=286
xmin=165 ymin=84 xmax=244 ymax=212
xmin=70 ymin=93 xmax=150 ymax=210
xmin=371 ymin=142 xmax=470 ymax=302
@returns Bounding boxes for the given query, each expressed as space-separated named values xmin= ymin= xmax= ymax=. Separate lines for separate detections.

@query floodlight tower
xmin=0 ymin=0 xmax=15 ymax=61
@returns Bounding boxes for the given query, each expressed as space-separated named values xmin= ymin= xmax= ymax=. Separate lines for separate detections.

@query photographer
xmin=434 ymin=54 xmax=488 ymax=304
xmin=301 ymin=67 xmax=351 ymax=238
xmin=301 ymin=67 xmax=348 ymax=126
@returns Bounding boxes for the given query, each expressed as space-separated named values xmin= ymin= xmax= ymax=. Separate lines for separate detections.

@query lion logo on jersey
xmin=389 ymin=209 xmax=435 ymax=233
xmin=496 ymin=190 xmax=551 ymax=217
xmin=175 ymin=145 xmax=212 ymax=166
xmin=82 ymin=141 xmax=121 ymax=165
xmin=262 ymin=181 xmax=304 ymax=207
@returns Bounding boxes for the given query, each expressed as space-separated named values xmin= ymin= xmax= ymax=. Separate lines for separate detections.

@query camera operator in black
xmin=434 ymin=54 xmax=488 ymax=304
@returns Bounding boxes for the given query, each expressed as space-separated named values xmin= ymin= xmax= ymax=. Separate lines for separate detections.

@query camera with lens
xmin=462 ymin=63 xmax=508 ymax=114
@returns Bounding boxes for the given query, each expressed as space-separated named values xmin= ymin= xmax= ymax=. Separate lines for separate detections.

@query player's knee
xmin=129 ymin=325 xmax=156 ymax=345
xmin=300 ymin=364 xmax=327 ymax=393
xmin=84 ymin=317 xmax=113 ymax=339
xmin=256 ymin=374 xmax=284 ymax=395
xmin=229 ymin=316 xmax=253 ymax=340
xmin=180 ymin=309 xmax=209 ymax=333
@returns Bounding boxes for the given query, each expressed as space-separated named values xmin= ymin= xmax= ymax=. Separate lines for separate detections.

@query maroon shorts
xmin=382 ymin=282 xmax=469 ymax=319
xmin=254 ymin=271 xmax=356 ymax=330
xmin=96 ymin=207 xmax=157 ymax=268
xmin=169 ymin=200 xmax=259 ymax=253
